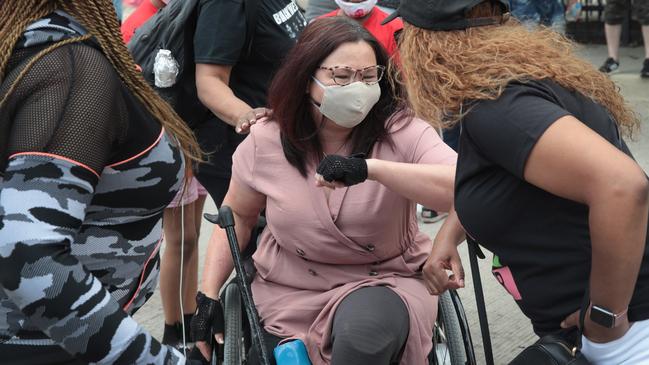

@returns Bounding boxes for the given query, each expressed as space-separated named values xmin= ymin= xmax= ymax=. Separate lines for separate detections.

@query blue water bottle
xmin=273 ymin=339 xmax=312 ymax=365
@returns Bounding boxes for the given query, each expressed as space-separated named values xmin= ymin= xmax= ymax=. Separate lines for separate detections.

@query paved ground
xmin=134 ymin=44 xmax=649 ymax=364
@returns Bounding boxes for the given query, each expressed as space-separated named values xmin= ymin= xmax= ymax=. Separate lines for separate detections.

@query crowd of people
xmin=1 ymin=0 xmax=648 ymax=364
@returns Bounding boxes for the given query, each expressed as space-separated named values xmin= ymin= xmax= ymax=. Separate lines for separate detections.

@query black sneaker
xmin=641 ymin=59 xmax=649 ymax=78
xmin=162 ymin=323 xmax=182 ymax=347
xmin=599 ymin=57 xmax=620 ymax=74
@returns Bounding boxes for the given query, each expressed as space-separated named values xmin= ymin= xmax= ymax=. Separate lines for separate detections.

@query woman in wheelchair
xmin=191 ymin=16 xmax=466 ymax=365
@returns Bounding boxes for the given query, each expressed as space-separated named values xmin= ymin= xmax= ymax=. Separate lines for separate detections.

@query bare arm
xmin=434 ymin=207 xmax=466 ymax=248
xmin=423 ymin=208 xmax=467 ymax=294
xmin=524 ymin=115 xmax=649 ymax=342
xmin=365 ymin=159 xmax=456 ymax=212
xmin=195 ymin=63 xmax=257 ymax=131
xmin=199 ymin=179 xmax=266 ymax=300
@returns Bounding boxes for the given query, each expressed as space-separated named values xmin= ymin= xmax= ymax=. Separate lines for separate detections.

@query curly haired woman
xmin=387 ymin=0 xmax=649 ymax=363
xmin=0 ymin=0 xmax=202 ymax=363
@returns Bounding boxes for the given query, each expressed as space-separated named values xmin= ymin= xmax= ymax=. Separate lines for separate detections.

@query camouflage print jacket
xmin=0 ymin=11 xmax=186 ymax=364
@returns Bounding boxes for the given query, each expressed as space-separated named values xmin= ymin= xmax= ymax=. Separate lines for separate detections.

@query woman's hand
xmin=561 ymin=308 xmax=632 ymax=344
xmin=423 ymin=209 xmax=466 ymax=295
xmin=422 ymin=238 xmax=465 ymax=295
xmin=315 ymin=154 xmax=368 ymax=187
xmin=191 ymin=292 xmax=225 ymax=361
xmin=315 ymin=173 xmax=345 ymax=189
xmin=236 ymin=107 xmax=272 ymax=134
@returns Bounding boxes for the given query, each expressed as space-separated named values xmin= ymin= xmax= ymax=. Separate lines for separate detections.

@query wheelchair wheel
xmin=431 ymin=289 xmax=476 ymax=365
xmin=223 ymin=281 xmax=246 ymax=365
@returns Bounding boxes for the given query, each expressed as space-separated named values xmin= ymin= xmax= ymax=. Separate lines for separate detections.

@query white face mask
xmin=334 ymin=0 xmax=377 ymax=18
xmin=312 ymin=77 xmax=381 ymax=129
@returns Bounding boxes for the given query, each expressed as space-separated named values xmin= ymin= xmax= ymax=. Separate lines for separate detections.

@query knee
xmin=332 ymin=322 xmax=402 ymax=357
xmin=164 ymin=231 xmax=198 ymax=256
xmin=331 ymin=288 xmax=410 ymax=359
xmin=180 ymin=233 xmax=198 ymax=256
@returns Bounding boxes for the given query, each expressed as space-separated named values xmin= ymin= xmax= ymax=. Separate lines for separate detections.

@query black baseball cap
xmin=382 ymin=0 xmax=510 ymax=31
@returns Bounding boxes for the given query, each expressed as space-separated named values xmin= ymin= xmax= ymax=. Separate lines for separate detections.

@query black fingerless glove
xmin=190 ymin=291 xmax=224 ymax=343
xmin=316 ymin=153 xmax=368 ymax=186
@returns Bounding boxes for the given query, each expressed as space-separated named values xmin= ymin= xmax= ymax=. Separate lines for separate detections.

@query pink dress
xmin=231 ymin=114 xmax=457 ymax=364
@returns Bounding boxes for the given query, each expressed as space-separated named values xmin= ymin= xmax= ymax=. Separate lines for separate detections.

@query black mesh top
xmin=0 ymin=42 xmax=132 ymax=175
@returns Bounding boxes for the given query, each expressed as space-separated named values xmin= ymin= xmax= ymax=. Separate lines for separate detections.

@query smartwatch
xmin=589 ymin=304 xmax=628 ymax=328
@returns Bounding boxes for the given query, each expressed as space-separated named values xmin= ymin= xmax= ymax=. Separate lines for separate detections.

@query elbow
xmin=630 ymin=174 xmax=649 ymax=207
xmin=618 ymin=170 xmax=649 ymax=207
xmin=425 ymin=168 xmax=456 ymax=212
xmin=425 ymin=185 xmax=455 ymax=213
xmin=441 ymin=190 xmax=455 ymax=213
xmin=597 ymin=170 xmax=649 ymax=209
xmin=442 ymin=170 xmax=456 ymax=211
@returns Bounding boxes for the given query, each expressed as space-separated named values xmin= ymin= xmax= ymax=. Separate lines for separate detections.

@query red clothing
xmin=121 ymin=0 xmax=158 ymax=44
xmin=321 ymin=7 xmax=403 ymax=57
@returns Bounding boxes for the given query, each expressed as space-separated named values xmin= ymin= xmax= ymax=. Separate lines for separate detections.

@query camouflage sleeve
xmin=0 ymin=155 xmax=184 ymax=364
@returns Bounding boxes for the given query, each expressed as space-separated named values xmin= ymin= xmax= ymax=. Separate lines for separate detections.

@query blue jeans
xmin=509 ymin=0 xmax=566 ymax=32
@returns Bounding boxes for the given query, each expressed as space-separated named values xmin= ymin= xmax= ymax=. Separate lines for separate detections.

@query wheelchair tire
xmin=223 ymin=282 xmax=245 ymax=365
xmin=431 ymin=290 xmax=476 ymax=365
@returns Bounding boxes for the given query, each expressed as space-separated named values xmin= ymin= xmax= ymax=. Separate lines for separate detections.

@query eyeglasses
xmin=317 ymin=65 xmax=386 ymax=86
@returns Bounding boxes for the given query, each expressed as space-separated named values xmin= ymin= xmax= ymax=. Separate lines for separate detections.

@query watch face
xmin=590 ymin=305 xmax=616 ymax=328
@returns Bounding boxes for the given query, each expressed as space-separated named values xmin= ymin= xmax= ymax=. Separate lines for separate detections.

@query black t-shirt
xmin=193 ymin=0 xmax=306 ymax=144
xmin=455 ymin=79 xmax=649 ymax=335
xmin=193 ymin=0 xmax=305 ymax=180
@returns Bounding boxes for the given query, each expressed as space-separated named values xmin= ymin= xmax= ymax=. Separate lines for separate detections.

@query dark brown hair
xmin=267 ymin=16 xmax=409 ymax=176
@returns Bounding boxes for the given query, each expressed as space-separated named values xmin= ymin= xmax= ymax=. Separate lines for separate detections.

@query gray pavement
xmin=134 ymin=43 xmax=649 ymax=364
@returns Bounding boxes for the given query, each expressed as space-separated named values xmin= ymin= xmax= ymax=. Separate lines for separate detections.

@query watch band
xmin=589 ymin=303 xmax=629 ymax=328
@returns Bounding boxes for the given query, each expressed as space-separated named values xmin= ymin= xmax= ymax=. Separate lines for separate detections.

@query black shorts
xmin=193 ymin=118 xmax=246 ymax=206
xmin=605 ymin=0 xmax=649 ymax=26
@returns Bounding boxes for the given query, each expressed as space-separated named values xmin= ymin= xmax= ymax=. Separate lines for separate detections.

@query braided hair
xmin=0 ymin=0 xmax=202 ymax=169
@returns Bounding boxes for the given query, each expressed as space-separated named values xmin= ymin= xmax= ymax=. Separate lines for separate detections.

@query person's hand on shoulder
xmin=235 ymin=107 xmax=273 ymax=134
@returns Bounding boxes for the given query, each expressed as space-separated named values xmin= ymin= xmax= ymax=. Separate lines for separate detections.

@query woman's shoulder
xmin=386 ymin=111 xmax=437 ymax=137
xmin=30 ymin=42 xmax=119 ymax=88
xmin=464 ymin=78 xmax=564 ymax=122
xmin=379 ymin=112 xmax=444 ymax=160
xmin=248 ymin=120 xmax=282 ymax=147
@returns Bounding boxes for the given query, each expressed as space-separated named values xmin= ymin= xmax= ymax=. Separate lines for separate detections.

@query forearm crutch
xmin=204 ymin=206 xmax=272 ymax=365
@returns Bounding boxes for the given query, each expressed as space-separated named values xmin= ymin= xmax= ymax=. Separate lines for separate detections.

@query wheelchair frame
xmin=206 ymin=207 xmax=476 ymax=365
